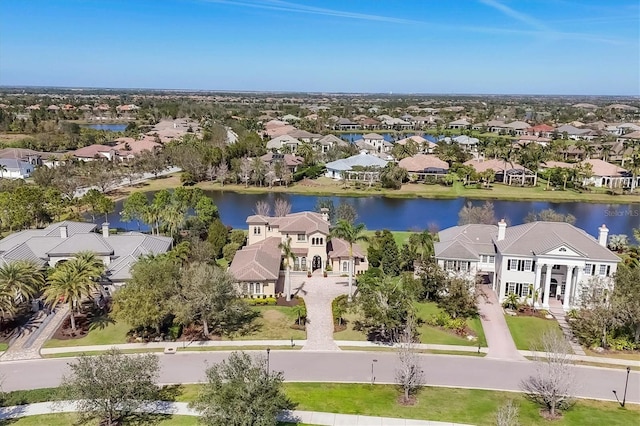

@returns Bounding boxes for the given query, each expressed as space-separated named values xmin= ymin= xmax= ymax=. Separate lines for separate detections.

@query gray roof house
xmin=0 ymin=158 xmax=35 ymax=179
xmin=324 ymin=152 xmax=389 ymax=180
xmin=266 ymin=134 xmax=302 ymax=152
xmin=435 ymin=220 xmax=620 ymax=310
xmin=0 ymin=221 xmax=172 ymax=289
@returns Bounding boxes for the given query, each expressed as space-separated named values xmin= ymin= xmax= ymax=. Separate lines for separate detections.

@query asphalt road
xmin=2 ymin=351 xmax=638 ymax=403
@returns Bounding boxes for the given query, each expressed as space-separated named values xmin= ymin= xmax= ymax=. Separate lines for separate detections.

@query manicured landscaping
xmin=43 ymin=305 xmax=306 ymax=348
xmin=504 ymin=315 xmax=563 ymax=351
xmin=4 ymin=414 xmax=309 ymax=425
xmin=222 ymin=305 xmax=306 ymax=341
xmin=43 ymin=320 xmax=131 ymax=348
xmin=333 ymin=302 xmax=487 ymax=347
xmin=118 ymin=172 xmax=640 ymax=204
xmin=4 ymin=383 xmax=638 ymax=426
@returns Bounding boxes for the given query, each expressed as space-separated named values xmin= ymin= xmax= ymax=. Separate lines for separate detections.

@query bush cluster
xmin=426 ymin=312 xmax=467 ymax=334
xmin=245 ymin=297 xmax=277 ymax=306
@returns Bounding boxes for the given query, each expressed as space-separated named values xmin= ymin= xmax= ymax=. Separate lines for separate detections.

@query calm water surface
xmin=81 ymin=124 xmax=127 ymax=132
xmin=104 ymin=192 xmax=640 ymax=238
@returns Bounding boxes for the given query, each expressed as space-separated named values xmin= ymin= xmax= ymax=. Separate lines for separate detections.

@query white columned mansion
xmin=435 ymin=220 xmax=620 ymax=310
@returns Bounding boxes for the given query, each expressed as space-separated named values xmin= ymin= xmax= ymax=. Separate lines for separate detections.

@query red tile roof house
xmin=229 ymin=211 xmax=368 ymax=298
xmin=72 ymin=144 xmax=118 ymax=161
xmin=112 ymin=137 xmax=162 ymax=160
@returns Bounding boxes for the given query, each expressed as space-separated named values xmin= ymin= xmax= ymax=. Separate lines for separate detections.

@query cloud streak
xmin=205 ymin=0 xmax=421 ymax=25
xmin=203 ymin=0 xmax=627 ymax=45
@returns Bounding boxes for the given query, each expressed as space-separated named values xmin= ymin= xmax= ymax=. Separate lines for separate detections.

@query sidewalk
xmin=0 ymin=400 xmax=474 ymax=426
xmin=33 ymin=340 xmax=639 ymax=368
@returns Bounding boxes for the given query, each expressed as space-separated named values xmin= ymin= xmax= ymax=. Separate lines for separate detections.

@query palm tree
xmin=43 ymin=252 xmax=105 ymax=330
xmin=0 ymin=260 xmax=45 ymax=304
xmin=330 ymin=220 xmax=368 ymax=302
xmin=297 ymin=143 xmax=316 ymax=166
xmin=278 ymin=237 xmax=296 ymax=302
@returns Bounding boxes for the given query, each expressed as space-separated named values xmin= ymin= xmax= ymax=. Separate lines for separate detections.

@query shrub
xmin=264 ymin=297 xmax=277 ymax=306
xmin=167 ymin=324 xmax=182 ymax=341
xmin=607 ymin=335 xmax=636 ymax=351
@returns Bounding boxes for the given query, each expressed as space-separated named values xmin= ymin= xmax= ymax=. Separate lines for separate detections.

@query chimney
xmin=59 ymin=225 xmax=68 ymax=239
xmin=320 ymin=208 xmax=329 ymax=222
xmin=102 ymin=223 xmax=110 ymax=238
xmin=497 ymin=219 xmax=507 ymax=241
xmin=598 ymin=224 xmax=609 ymax=247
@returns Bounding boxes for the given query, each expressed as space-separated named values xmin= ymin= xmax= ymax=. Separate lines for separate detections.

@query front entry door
xmin=312 ymin=255 xmax=322 ymax=271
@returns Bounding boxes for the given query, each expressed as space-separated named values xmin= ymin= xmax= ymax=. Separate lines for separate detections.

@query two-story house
xmin=229 ymin=211 xmax=368 ymax=297
xmin=435 ymin=220 xmax=620 ymax=310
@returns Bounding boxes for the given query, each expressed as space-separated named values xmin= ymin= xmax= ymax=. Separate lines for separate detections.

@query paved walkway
xmin=477 ymin=286 xmax=525 ymax=361
xmin=0 ymin=401 xmax=473 ymax=426
xmin=1 ymin=305 xmax=69 ymax=361
xmin=290 ymin=272 xmax=350 ymax=351
xmin=549 ymin=299 xmax=586 ymax=356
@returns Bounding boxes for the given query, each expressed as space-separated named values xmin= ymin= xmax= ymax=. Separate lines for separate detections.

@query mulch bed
xmin=276 ymin=297 xmax=302 ymax=307
xmin=51 ymin=313 xmax=91 ymax=340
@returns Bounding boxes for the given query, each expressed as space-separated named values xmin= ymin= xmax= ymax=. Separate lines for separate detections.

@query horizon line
xmin=0 ymin=85 xmax=639 ymax=99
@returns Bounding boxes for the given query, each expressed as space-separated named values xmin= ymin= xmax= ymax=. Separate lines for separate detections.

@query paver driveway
xmin=290 ymin=272 xmax=351 ymax=351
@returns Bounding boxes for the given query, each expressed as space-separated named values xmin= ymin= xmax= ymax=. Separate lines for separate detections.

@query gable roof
xmin=464 ymin=158 xmax=527 ymax=173
xmin=495 ymin=222 xmax=619 ymax=262
xmin=248 ymin=212 xmax=330 ymax=235
xmin=581 ymin=159 xmax=626 ymax=177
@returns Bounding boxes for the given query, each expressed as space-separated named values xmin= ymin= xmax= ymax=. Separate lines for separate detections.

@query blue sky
xmin=1 ymin=0 xmax=638 ymax=95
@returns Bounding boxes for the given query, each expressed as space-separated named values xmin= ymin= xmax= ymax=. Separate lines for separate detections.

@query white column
xmin=533 ymin=263 xmax=543 ymax=307
xmin=573 ymin=266 xmax=583 ymax=305
xmin=542 ymin=264 xmax=553 ymax=308
xmin=563 ymin=266 xmax=573 ymax=310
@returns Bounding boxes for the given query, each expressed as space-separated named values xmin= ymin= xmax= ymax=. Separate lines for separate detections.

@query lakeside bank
xmin=115 ymin=172 xmax=640 ymax=205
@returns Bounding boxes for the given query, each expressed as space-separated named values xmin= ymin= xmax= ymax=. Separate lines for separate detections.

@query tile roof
xmin=399 ymin=154 xmax=449 ymax=173
xmin=327 ymin=238 xmax=365 ymax=258
xmin=229 ymin=237 xmax=282 ymax=281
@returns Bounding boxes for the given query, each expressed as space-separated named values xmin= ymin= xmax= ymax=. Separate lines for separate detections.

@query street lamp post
xmin=266 ymin=348 xmax=271 ymax=376
xmin=612 ymin=366 xmax=631 ymax=408
xmin=371 ymin=359 xmax=377 ymax=385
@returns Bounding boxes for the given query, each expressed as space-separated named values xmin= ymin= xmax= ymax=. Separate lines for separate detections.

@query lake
xmin=103 ymin=192 xmax=640 ymax=238
xmin=340 ymin=133 xmax=439 ymax=143
xmin=81 ymin=123 xmax=128 ymax=132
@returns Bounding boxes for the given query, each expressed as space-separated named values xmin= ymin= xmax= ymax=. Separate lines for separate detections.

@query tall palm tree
xmin=330 ymin=220 xmax=368 ymax=302
xmin=43 ymin=252 xmax=105 ymax=330
xmin=278 ymin=237 xmax=296 ymax=301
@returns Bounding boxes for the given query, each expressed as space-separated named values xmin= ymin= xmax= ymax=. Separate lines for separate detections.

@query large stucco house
xmin=434 ymin=220 xmax=620 ymax=310
xmin=229 ymin=211 xmax=368 ymax=297
xmin=0 ymin=221 xmax=172 ymax=293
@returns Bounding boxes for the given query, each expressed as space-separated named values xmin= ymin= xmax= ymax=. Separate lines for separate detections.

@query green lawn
xmin=334 ymin=302 xmax=487 ymax=347
xmin=5 ymin=414 xmax=309 ymax=425
xmin=0 ymin=342 xmax=8 ymax=351
xmin=4 ymin=383 xmax=638 ymax=426
xmin=44 ymin=306 xmax=305 ymax=348
xmin=222 ymin=306 xmax=306 ymax=341
xmin=505 ymin=315 xmax=563 ymax=351
xmin=43 ymin=320 xmax=131 ymax=348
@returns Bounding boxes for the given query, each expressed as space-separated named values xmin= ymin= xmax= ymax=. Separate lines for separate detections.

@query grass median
xmin=4 ymin=383 xmax=637 ymax=425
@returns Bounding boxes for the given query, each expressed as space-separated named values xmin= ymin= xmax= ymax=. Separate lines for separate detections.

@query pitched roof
xmin=325 ymin=152 xmax=388 ymax=171
xmin=581 ymin=159 xmax=626 ymax=177
xmin=229 ymin=237 xmax=282 ymax=281
xmin=317 ymin=134 xmax=347 ymax=146
xmin=0 ymin=222 xmax=171 ymax=282
xmin=495 ymin=222 xmax=619 ymax=262
xmin=72 ymin=144 xmax=113 ymax=158
xmin=435 ymin=224 xmax=497 ymax=260
xmin=398 ymin=154 xmax=449 ymax=173
xmin=363 ymin=133 xmax=384 ymax=140
xmin=327 ymin=238 xmax=365 ymax=258
xmin=266 ymin=134 xmax=301 ymax=150
xmin=464 ymin=158 xmax=527 ymax=173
